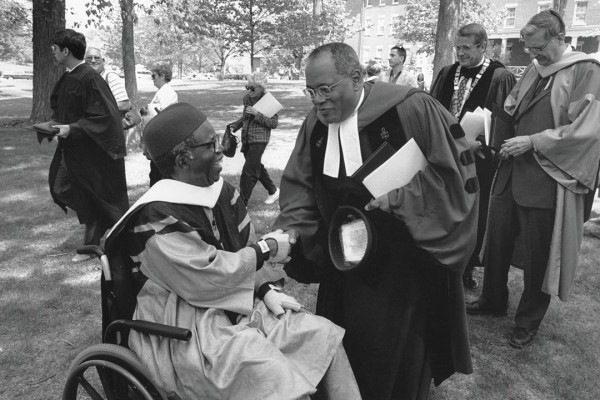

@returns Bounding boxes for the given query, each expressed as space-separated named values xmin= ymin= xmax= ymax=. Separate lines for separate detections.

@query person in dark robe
xmin=430 ymin=23 xmax=517 ymax=289
xmin=273 ymin=42 xmax=478 ymax=400
xmin=48 ymin=29 xmax=128 ymax=262
xmin=105 ymin=102 xmax=362 ymax=400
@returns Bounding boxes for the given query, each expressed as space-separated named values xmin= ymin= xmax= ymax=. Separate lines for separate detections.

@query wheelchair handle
xmin=76 ymin=245 xmax=111 ymax=281
xmin=76 ymin=245 xmax=105 ymax=258
xmin=106 ymin=319 xmax=192 ymax=342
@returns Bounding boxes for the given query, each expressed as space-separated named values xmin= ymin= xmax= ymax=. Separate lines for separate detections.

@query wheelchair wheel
xmin=62 ymin=343 xmax=167 ymax=400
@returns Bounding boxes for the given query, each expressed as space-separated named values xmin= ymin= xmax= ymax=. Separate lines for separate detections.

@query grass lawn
xmin=1 ymin=80 xmax=600 ymax=399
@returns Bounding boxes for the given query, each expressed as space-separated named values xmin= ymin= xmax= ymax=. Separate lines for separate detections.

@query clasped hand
xmin=261 ymin=229 xmax=299 ymax=263
xmin=499 ymin=136 xmax=533 ymax=159
xmin=263 ymin=290 xmax=303 ymax=317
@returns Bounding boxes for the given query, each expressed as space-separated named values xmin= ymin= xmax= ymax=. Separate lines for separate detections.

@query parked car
xmin=2 ymin=69 xmax=33 ymax=79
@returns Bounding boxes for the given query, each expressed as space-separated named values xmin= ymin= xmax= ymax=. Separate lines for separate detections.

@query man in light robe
xmin=466 ymin=10 xmax=600 ymax=349
xmin=430 ymin=23 xmax=517 ymax=289
xmin=105 ymin=102 xmax=361 ymax=400
xmin=48 ymin=29 xmax=129 ymax=262
xmin=273 ymin=42 xmax=478 ymax=400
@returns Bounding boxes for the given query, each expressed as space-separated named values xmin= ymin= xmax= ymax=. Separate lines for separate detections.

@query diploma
xmin=253 ymin=92 xmax=283 ymax=118
xmin=362 ymin=138 xmax=427 ymax=198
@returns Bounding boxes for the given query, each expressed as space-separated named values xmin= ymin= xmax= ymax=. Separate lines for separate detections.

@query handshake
xmin=260 ymin=229 xmax=297 ymax=263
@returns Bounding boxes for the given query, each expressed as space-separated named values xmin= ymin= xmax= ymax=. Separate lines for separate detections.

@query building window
xmin=366 ymin=0 xmax=373 ymax=7
xmin=505 ymin=7 xmax=516 ymax=28
xmin=537 ymin=1 xmax=551 ymax=12
xmin=376 ymin=46 xmax=383 ymax=59
xmin=390 ymin=15 xmax=399 ymax=35
xmin=365 ymin=17 xmax=372 ymax=36
xmin=379 ymin=0 xmax=386 ymax=6
xmin=392 ymin=0 xmax=399 ymax=4
xmin=574 ymin=1 xmax=588 ymax=25
xmin=377 ymin=15 xmax=386 ymax=36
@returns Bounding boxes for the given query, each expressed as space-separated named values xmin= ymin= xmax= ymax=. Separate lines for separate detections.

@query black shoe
xmin=462 ymin=275 xmax=479 ymax=290
xmin=509 ymin=327 xmax=537 ymax=349
xmin=466 ymin=299 xmax=507 ymax=316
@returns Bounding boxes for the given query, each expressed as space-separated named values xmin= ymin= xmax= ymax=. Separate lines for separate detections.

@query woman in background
xmin=231 ymin=72 xmax=280 ymax=206
xmin=417 ymin=73 xmax=428 ymax=92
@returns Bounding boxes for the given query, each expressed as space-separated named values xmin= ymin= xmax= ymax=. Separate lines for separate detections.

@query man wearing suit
xmin=383 ymin=46 xmax=418 ymax=88
xmin=430 ymin=23 xmax=516 ymax=289
xmin=466 ymin=10 xmax=600 ymax=349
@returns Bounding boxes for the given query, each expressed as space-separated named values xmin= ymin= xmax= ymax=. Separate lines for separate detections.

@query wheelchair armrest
xmin=105 ymin=319 xmax=192 ymax=342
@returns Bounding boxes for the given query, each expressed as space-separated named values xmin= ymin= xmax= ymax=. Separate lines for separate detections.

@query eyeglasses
xmin=454 ymin=43 xmax=482 ymax=52
xmin=245 ymin=85 xmax=259 ymax=91
xmin=85 ymin=56 xmax=102 ymax=61
xmin=303 ymin=77 xmax=349 ymax=100
xmin=189 ymin=134 xmax=222 ymax=153
xmin=524 ymin=40 xmax=551 ymax=54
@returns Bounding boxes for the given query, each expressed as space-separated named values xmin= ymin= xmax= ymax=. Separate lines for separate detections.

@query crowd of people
xmin=44 ymin=7 xmax=600 ymax=399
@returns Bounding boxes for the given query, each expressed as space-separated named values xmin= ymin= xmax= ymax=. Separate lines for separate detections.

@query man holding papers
xmin=273 ymin=42 xmax=478 ymax=400
xmin=467 ymin=10 xmax=600 ymax=350
xmin=230 ymin=72 xmax=281 ymax=206
xmin=431 ymin=23 xmax=516 ymax=289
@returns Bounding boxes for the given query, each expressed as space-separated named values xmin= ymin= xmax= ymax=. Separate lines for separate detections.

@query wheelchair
xmin=62 ymin=245 xmax=192 ymax=400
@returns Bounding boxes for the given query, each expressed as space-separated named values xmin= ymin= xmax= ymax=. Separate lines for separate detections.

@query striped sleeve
xmin=105 ymin=71 xmax=129 ymax=102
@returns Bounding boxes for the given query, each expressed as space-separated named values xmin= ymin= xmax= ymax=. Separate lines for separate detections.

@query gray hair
xmin=247 ymin=72 xmax=268 ymax=90
xmin=366 ymin=60 xmax=383 ymax=77
xmin=307 ymin=42 xmax=362 ymax=77
xmin=521 ymin=9 xmax=565 ymax=40
xmin=150 ymin=61 xmax=173 ymax=82
xmin=153 ymin=134 xmax=196 ymax=178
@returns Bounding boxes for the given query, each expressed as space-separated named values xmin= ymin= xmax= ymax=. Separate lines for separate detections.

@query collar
xmin=323 ymin=88 xmax=365 ymax=177
xmin=107 ymin=178 xmax=224 ymax=238
xmin=460 ymin=57 xmax=486 ymax=78
xmin=67 ymin=60 xmax=85 ymax=73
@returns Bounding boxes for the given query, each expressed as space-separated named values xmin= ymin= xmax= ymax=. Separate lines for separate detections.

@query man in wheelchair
xmin=106 ymin=103 xmax=361 ymax=399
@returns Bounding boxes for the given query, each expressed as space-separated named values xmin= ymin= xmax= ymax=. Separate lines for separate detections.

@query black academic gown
xmin=275 ymin=82 xmax=478 ymax=400
xmin=48 ymin=63 xmax=128 ymax=226
xmin=430 ymin=61 xmax=516 ymax=268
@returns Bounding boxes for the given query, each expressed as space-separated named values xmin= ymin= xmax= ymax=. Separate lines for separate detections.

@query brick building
xmin=345 ymin=0 xmax=600 ymax=76
xmin=490 ymin=0 xmax=600 ymax=69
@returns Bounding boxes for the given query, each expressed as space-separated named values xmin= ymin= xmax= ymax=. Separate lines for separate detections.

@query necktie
xmin=450 ymin=76 xmax=468 ymax=119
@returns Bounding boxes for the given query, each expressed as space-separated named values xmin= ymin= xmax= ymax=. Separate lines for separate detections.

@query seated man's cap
xmin=144 ymin=102 xmax=207 ymax=159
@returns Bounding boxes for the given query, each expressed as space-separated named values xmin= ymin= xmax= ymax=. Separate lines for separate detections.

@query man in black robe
xmin=273 ymin=42 xmax=478 ymax=400
xmin=48 ymin=29 xmax=128 ymax=262
xmin=430 ymin=23 xmax=516 ymax=289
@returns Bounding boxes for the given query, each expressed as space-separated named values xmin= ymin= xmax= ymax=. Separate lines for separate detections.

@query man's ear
xmin=175 ymin=154 xmax=189 ymax=170
xmin=480 ymin=40 xmax=488 ymax=54
xmin=351 ymin=68 xmax=363 ymax=88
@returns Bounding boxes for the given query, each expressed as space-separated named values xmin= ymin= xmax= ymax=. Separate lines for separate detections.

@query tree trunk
xmin=313 ymin=0 xmax=323 ymax=15
xmin=30 ymin=0 xmax=65 ymax=123
xmin=249 ymin=0 xmax=255 ymax=72
xmin=553 ymin=0 xmax=568 ymax=17
xmin=432 ymin=0 xmax=459 ymax=83
xmin=119 ymin=0 xmax=138 ymax=106
xmin=119 ymin=0 xmax=140 ymax=151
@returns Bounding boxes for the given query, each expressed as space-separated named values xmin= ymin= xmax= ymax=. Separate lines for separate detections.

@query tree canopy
xmin=0 ymin=1 xmax=32 ymax=63
xmin=395 ymin=0 xmax=505 ymax=54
